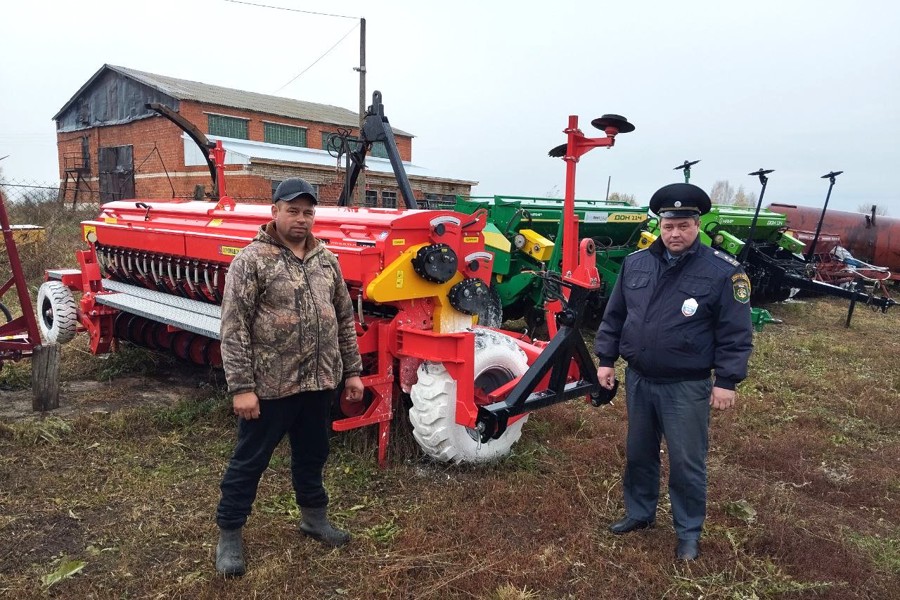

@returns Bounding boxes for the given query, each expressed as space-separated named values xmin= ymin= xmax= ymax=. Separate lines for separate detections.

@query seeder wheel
xmin=409 ymin=328 xmax=529 ymax=462
xmin=36 ymin=281 xmax=78 ymax=344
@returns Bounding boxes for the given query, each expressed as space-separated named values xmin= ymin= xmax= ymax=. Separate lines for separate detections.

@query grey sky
xmin=2 ymin=0 xmax=898 ymax=214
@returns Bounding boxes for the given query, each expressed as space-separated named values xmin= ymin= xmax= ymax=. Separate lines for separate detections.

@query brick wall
xmin=56 ymin=97 xmax=460 ymax=207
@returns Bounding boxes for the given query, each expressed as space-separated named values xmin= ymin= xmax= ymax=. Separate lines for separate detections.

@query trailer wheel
xmin=36 ymin=281 xmax=78 ymax=344
xmin=409 ymin=328 xmax=529 ymax=463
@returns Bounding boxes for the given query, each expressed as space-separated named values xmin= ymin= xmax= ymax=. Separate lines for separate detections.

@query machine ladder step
xmin=96 ymin=280 xmax=221 ymax=339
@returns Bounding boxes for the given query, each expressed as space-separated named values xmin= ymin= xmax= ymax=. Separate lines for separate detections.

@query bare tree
xmin=857 ymin=203 xmax=888 ymax=216
xmin=731 ymin=185 xmax=757 ymax=208
xmin=709 ymin=180 xmax=735 ymax=205
xmin=608 ymin=192 xmax=637 ymax=206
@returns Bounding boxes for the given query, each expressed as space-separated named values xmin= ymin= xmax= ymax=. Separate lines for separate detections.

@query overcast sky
xmin=2 ymin=0 xmax=898 ymax=214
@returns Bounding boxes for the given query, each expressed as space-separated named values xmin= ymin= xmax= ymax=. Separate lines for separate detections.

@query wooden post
xmin=31 ymin=344 xmax=60 ymax=411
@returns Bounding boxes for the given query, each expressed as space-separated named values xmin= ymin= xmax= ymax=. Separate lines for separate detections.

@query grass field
xmin=0 ymin=295 xmax=897 ymax=599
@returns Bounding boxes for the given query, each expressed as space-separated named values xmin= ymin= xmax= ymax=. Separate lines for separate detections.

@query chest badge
xmin=682 ymin=297 xmax=698 ymax=317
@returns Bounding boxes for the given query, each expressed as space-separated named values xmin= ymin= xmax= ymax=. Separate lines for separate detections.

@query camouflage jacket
xmin=220 ymin=222 xmax=362 ymax=399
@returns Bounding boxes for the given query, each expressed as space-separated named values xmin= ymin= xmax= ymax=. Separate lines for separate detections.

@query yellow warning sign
xmin=220 ymin=246 xmax=242 ymax=256
xmin=209 ymin=218 xmax=224 ymax=227
xmin=103 ymin=217 xmax=117 ymax=224
xmin=395 ymin=270 xmax=404 ymax=288
xmin=392 ymin=238 xmax=406 ymax=246
xmin=83 ymin=225 xmax=97 ymax=243
xmin=463 ymin=236 xmax=479 ymax=243
xmin=608 ymin=213 xmax=646 ymax=223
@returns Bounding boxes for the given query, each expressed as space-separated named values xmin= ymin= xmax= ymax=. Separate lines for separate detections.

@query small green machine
xmin=454 ymin=194 xmax=650 ymax=327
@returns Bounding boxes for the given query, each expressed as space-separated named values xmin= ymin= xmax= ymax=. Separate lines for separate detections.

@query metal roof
xmin=183 ymin=134 xmax=477 ymax=185
xmin=54 ymin=64 xmax=412 ymax=137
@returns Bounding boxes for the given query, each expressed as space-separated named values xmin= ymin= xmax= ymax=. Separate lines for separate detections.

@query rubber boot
xmin=215 ymin=527 xmax=246 ymax=576
xmin=299 ymin=506 xmax=351 ymax=547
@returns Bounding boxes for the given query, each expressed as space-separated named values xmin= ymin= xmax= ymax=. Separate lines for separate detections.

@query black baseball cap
xmin=272 ymin=177 xmax=318 ymax=204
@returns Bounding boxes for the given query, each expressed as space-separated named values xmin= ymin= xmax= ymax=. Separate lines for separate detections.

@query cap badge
xmin=674 ymin=201 xmax=682 ymax=207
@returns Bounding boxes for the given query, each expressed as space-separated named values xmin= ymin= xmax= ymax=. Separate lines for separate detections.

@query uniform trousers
xmin=623 ymin=367 xmax=712 ymax=540
xmin=216 ymin=389 xmax=333 ymax=530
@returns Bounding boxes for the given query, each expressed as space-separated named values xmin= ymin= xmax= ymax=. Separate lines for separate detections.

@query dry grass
xmin=0 ymin=298 xmax=897 ymax=599
xmin=0 ymin=202 xmax=898 ymax=598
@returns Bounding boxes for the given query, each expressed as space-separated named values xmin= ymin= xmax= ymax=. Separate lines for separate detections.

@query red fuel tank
xmin=768 ymin=203 xmax=900 ymax=274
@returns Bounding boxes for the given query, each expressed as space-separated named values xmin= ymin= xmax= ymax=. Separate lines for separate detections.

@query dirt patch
xmin=0 ymin=363 xmax=217 ymax=421
xmin=0 ymin=299 xmax=898 ymax=599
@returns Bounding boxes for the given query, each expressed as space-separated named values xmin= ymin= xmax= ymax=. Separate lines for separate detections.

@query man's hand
xmin=710 ymin=386 xmax=735 ymax=410
xmin=597 ymin=366 xmax=616 ymax=390
xmin=233 ymin=391 xmax=260 ymax=420
xmin=344 ymin=376 xmax=364 ymax=401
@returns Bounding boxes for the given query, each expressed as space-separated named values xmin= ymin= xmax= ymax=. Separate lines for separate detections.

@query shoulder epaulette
xmin=711 ymin=249 xmax=741 ymax=267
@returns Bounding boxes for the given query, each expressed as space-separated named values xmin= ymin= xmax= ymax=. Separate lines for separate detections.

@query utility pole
xmin=355 ymin=17 xmax=366 ymax=206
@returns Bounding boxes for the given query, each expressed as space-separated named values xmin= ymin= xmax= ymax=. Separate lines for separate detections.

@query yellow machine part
xmin=637 ymin=231 xmax=657 ymax=249
xmin=519 ymin=229 xmax=554 ymax=262
xmin=10 ymin=225 xmax=46 ymax=245
xmin=365 ymin=243 xmax=474 ymax=333
xmin=482 ymin=228 xmax=511 ymax=254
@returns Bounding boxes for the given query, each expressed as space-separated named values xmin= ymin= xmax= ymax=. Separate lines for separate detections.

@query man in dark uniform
xmin=594 ymin=182 xmax=753 ymax=560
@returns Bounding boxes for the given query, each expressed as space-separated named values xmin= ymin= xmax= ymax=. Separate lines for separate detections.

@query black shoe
xmin=608 ymin=516 xmax=655 ymax=535
xmin=676 ymin=538 xmax=700 ymax=560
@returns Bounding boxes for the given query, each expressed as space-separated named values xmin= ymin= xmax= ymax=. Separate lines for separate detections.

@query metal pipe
xmin=184 ymin=261 xmax=198 ymax=298
xmin=211 ymin=266 xmax=221 ymax=302
xmin=738 ymin=168 xmax=775 ymax=263
xmin=806 ymin=171 xmax=844 ymax=262
xmin=166 ymin=259 xmax=178 ymax=293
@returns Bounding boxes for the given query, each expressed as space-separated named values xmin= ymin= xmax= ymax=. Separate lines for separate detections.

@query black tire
xmin=36 ymin=281 xmax=78 ymax=344
xmin=409 ymin=328 xmax=529 ymax=462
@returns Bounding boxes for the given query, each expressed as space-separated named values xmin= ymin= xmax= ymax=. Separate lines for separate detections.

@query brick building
xmin=53 ymin=64 xmax=475 ymax=207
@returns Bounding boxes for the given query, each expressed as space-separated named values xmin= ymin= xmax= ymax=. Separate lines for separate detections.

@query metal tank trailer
xmin=456 ymin=174 xmax=893 ymax=334
xmin=35 ymin=94 xmax=619 ymax=466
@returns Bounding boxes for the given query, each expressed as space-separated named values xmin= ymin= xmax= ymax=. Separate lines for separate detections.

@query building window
xmin=322 ymin=132 xmax=339 ymax=152
xmin=364 ymin=190 xmax=378 ymax=207
xmin=208 ymin=114 xmax=248 ymax=139
xmin=323 ymin=132 xmax=389 ymax=158
xmin=382 ymin=190 xmax=397 ymax=209
xmin=370 ymin=142 xmax=389 ymax=159
xmin=264 ymin=122 xmax=307 ymax=147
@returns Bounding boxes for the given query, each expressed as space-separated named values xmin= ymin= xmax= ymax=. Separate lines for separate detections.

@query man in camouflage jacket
xmin=214 ymin=178 xmax=363 ymax=577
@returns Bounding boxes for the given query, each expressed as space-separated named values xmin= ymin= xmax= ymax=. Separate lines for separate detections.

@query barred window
xmin=382 ymin=190 xmax=397 ymax=209
xmin=370 ymin=141 xmax=389 ymax=159
xmin=364 ymin=190 xmax=378 ymax=207
xmin=208 ymin=114 xmax=248 ymax=139
xmin=265 ymin=123 xmax=307 ymax=147
xmin=322 ymin=132 xmax=338 ymax=151
xmin=322 ymin=132 xmax=388 ymax=158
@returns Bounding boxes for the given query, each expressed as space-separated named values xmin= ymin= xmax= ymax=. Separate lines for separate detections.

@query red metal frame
xmin=0 ymin=191 xmax=41 ymax=363
xmin=560 ymin=115 xmax=620 ymax=280
xmin=42 ymin=118 xmax=597 ymax=467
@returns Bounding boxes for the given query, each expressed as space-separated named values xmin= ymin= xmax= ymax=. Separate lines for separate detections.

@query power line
xmin=273 ymin=21 xmax=360 ymax=94
xmin=224 ymin=0 xmax=356 ymax=20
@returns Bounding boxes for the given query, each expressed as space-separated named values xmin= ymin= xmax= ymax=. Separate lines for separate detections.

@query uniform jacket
xmin=220 ymin=222 xmax=362 ymax=399
xmin=594 ymin=237 xmax=753 ymax=390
